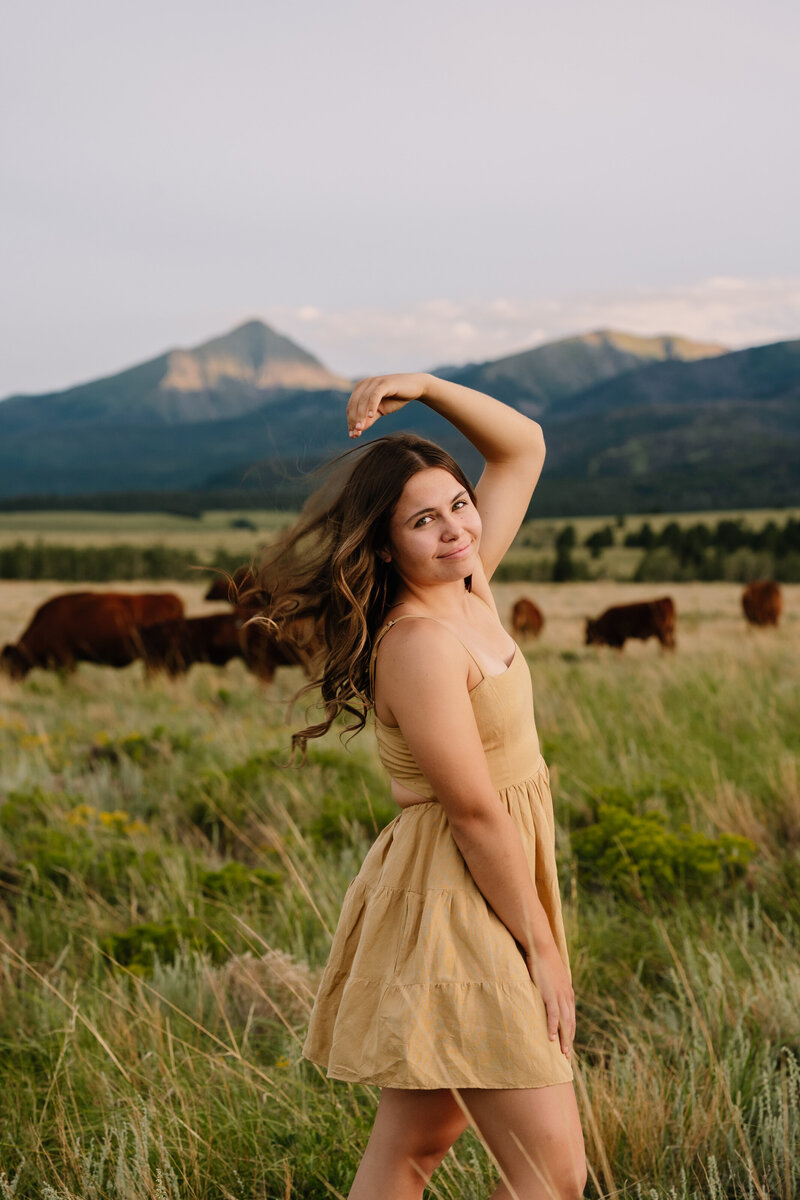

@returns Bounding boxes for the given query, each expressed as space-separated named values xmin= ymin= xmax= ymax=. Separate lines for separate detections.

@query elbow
xmin=446 ymin=798 xmax=505 ymax=840
xmin=511 ymin=419 xmax=544 ymax=464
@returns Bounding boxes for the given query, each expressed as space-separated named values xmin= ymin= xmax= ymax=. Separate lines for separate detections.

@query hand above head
xmin=347 ymin=373 xmax=431 ymax=438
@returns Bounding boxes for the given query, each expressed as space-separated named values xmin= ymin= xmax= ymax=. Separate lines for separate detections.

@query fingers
xmin=544 ymin=989 xmax=576 ymax=1059
xmin=525 ymin=949 xmax=576 ymax=1059
xmin=346 ymin=373 xmax=421 ymax=437
xmin=559 ymin=990 xmax=576 ymax=1058
xmin=347 ymin=377 xmax=384 ymax=439
xmin=560 ymin=992 xmax=576 ymax=1058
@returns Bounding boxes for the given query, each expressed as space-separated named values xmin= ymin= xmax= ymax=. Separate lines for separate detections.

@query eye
xmin=453 ymin=499 xmax=468 ymax=511
xmin=414 ymin=514 xmax=433 ymax=528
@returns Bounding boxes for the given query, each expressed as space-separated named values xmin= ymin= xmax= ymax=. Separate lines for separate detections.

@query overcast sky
xmin=2 ymin=0 xmax=799 ymax=396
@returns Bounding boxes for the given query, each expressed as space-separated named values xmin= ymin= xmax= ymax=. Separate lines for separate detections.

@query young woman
xmin=262 ymin=373 xmax=586 ymax=1200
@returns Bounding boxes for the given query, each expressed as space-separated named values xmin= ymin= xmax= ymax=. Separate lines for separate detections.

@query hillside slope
xmin=2 ymin=326 xmax=798 ymax=514
xmin=0 ymin=320 xmax=350 ymax=430
xmin=442 ymin=329 xmax=727 ymax=414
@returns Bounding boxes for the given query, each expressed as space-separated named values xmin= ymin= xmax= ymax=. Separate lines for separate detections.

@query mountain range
xmin=1 ymin=319 xmax=798 ymax=515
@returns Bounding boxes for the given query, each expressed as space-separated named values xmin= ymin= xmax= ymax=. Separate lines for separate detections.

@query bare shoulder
xmin=375 ymin=616 xmax=468 ymax=684
xmin=373 ymin=617 xmax=471 ymax=719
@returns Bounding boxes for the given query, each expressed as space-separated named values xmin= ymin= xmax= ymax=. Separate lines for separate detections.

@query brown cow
xmin=0 ymin=591 xmax=184 ymax=679
xmin=585 ymin=597 xmax=676 ymax=651
xmin=241 ymin=615 xmax=321 ymax=683
xmin=742 ymin=580 xmax=782 ymax=627
xmin=140 ymin=613 xmax=246 ymax=676
xmin=141 ymin=610 xmax=319 ymax=683
xmin=511 ymin=597 xmax=545 ymax=639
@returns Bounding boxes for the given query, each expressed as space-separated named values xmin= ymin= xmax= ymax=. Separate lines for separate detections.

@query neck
xmin=390 ymin=578 xmax=474 ymax=620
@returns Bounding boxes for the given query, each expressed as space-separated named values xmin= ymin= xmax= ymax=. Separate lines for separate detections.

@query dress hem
xmin=301 ymin=1049 xmax=574 ymax=1091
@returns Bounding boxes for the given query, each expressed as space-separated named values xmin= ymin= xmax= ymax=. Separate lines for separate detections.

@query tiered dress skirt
xmin=302 ymin=755 xmax=573 ymax=1090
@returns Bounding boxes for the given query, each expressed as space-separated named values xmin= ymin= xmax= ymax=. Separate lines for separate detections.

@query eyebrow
xmin=406 ymin=489 xmax=467 ymax=523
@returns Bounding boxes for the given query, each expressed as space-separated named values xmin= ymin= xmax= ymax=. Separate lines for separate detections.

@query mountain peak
xmin=580 ymin=328 xmax=728 ymax=360
xmin=160 ymin=319 xmax=351 ymax=394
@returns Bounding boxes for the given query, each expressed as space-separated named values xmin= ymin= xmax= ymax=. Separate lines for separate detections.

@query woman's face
xmin=384 ymin=467 xmax=481 ymax=587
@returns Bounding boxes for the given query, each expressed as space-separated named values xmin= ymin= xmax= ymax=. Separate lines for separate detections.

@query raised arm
xmin=375 ymin=619 xmax=575 ymax=1059
xmin=347 ymin=373 xmax=545 ymax=580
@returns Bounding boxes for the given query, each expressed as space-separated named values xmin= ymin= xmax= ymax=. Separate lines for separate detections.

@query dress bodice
xmin=370 ymin=617 xmax=541 ymax=800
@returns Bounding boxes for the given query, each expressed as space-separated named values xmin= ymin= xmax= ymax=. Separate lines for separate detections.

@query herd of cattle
xmin=0 ymin=577 xmax=785 ymax=683
xmin=0 ymin=575 xmax=312 ymax=682
xmin=511 ymin=579 xmax=782 ymax=649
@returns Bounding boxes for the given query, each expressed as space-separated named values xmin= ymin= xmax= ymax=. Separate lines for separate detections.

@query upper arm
xmin=376 ymin=622 xmax=497 ymax=822
xmin=474 ymin=427 xmax=545 ymax=580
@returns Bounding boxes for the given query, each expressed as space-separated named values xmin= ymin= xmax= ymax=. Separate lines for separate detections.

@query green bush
xmin=100 ymin=918 xmax=228 ymax=974
xmin=0 ymin=787 xmax=58 ymax=833
xmin=88 ymin=724 xmax=193 ymax=767
xmin=308 ymin=789 xmax=397 ymax=851
xmin=572 ymin=803 xmax=756 ymax=903
xmin=198 ymin=861 xmax=281 ymax=901
xmin=14 ymin=818 xmax=162 ymax=901
xmin=2 ymin=792 xmax=164 ymax=901
xmin=301 ymin=748 xmax=396 ymax=849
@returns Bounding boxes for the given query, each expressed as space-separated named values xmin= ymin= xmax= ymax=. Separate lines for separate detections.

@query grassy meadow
xmin=1 ymin=577 xmax=799 ymax=1198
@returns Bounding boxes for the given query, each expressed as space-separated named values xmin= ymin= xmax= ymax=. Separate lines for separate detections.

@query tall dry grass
xmin=0 ymin=581 xmax=798 ymax=1197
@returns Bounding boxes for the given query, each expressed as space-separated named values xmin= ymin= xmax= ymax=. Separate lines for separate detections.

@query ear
xmin=377 ymin=548 xmax=392 ymax=564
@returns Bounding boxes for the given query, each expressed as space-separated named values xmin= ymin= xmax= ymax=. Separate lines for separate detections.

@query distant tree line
xmin=497 ymin=515 xmax=800 ymax=583
xmin=1 ymin=516 xmax=799 ymax=584
xmin=0 ymin=542 xmax=246 ymax=583
xmin=625 ymin=517 xmax=800 ymax=583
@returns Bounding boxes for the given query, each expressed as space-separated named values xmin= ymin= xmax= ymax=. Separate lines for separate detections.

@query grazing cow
xmin=585 ymin=597 xmax=676 ymax=651
xmin=141 ymin=610 xmax=320 ymax=682
xmin=511 ymin=597 xmax=545 ymax=639
xmin=0 ymin=591 xmax=184 ymax=679
xmin=742 ymin=580 xmax=782 ymax=627
xmin=237 ymin=624 xmax=309 ymax=681
xmin=140 ymin=613 xmax=246 ymax=676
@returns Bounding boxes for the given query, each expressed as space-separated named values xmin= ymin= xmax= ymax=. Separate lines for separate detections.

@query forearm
xmin=420 ymin=373 xmax=544 ymax=466
xmin=449 ymin=804 xmax=557 ymax=957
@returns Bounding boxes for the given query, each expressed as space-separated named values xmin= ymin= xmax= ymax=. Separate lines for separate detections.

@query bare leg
xmin=348 ymin=1087 xmax=469 ymax=1200
xmin=459 ymin=1082 xmax=586 ymax=1200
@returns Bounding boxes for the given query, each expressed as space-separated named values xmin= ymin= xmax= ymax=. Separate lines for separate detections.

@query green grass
xmin=1 ymin=619 xmax=799 ymax=1197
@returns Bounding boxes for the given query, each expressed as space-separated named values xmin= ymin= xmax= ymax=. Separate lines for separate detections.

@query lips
xmin=439 ymin=543 xmax=472 ymax=559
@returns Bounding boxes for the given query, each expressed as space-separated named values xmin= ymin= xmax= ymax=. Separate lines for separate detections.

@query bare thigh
xmin=459 ymin=1082 xmax=586 ymax=1200
xmin=348 ymin=1088 xmax=469 ymax=1200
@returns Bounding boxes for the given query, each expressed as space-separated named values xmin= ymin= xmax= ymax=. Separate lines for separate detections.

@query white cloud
xmin=265 ymin=277 xmax=800 ymax=377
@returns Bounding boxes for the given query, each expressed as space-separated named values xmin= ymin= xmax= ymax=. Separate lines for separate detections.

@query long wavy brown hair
xmin=250 ymin=432 xmax=476 ymax=756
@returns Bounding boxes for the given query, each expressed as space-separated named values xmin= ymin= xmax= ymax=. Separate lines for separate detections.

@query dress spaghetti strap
xmin=369 ymin=614 xmax=487 ymax=695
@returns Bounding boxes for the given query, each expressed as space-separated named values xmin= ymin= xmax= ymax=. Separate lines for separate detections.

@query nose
xmin=441 ymin=515 xmax=460 ymax=540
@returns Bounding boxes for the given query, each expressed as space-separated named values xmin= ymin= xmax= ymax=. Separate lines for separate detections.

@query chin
xmin=441 ymin=552 xmax=476 ymax=578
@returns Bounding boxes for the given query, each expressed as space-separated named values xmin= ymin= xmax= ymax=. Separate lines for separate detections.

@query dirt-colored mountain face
xmin=160 ymin=320 xmax=351 ymax=394
xmin=446 ymin=329 xmax=730 ymax=415
xmin=161 ymin=350 xmax=345 ymax=393
xmin=577 ymin=330 xmax=727 ymax=361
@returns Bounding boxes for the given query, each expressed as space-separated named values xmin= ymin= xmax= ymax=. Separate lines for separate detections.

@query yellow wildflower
xmin=124 ymin=820 xmax=149 ymax=836
xmin=67 ymin=803 xmax=97 ymax=826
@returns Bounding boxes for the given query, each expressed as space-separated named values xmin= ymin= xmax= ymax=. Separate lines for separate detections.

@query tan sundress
xmin=302 ymin=615 xmax=573 ymax=1090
